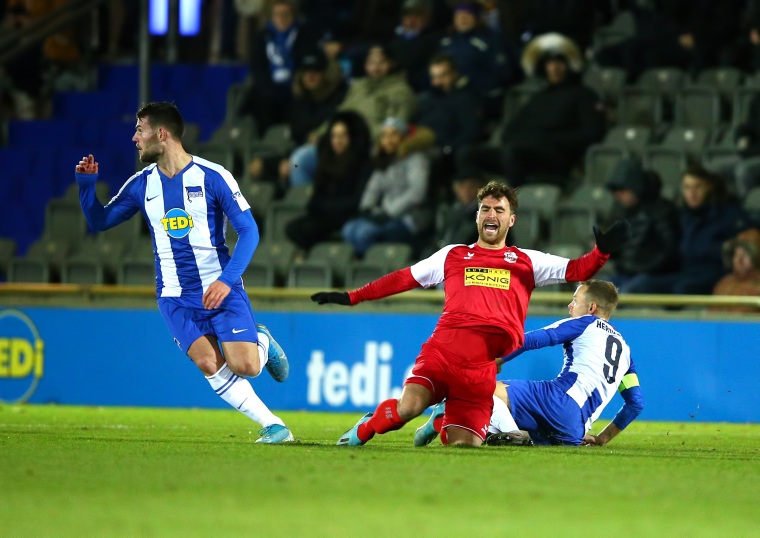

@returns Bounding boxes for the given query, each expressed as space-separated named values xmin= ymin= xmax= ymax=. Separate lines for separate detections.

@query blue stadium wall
xmin=1 ymin=307 xmax=758 ymax=423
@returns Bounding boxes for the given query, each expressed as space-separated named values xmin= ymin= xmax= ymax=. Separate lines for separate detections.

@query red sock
xmin=433 ymin=416 xmax=443 ymax=433
xmin=357 ymin=398 xmax=406 ymax=442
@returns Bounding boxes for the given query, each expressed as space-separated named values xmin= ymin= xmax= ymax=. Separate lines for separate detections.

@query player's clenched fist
xmin=76 ymin=154 xmax=99 ymax=174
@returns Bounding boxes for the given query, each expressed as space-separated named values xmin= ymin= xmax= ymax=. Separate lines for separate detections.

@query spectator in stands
xmin=284 ymin=111 xmax=372 ymax=252
xmin=624 ymin=165 xmax=749 ymax=295
xmin=595 ymin=1 xmax=743 ymax=81
xmin=439 ymin=1 xmax=518 ymax=115
xmin=247 ymin=48 xmax=348 ymax=185
xmin=414 ymin=52 xmax=482 ymax=158
xmin=707 ymin=91 xmax=760 ymax=197
xmin=342 ymin=117 xmax=432 ymax=256
xmin=712 ymin=228 xmax=760 ymax=312
xmin=604 ymin=157 xmax=681 ymax=294
xmin=457 ymin=33 xmax=605 ymax=189
xmin=388 ymin=0 xmax=445 ymax=92
xmin=287 ymin=44 xmax=417 ymax=186
xmin=1 ymin=1 xmax=43 ymax=118
xmin=719 ymin=0 xmax=760 ymax=73
xmin=237 ymin=0 xmax=320 ymax=136
xmin=432 ymin=172 xmax=488 ymax=250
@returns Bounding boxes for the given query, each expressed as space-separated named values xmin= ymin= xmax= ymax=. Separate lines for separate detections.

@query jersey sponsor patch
xmin=161 ymin=208 xmax=194 ymax=239
xmin=464 ymin=267 xmax=511 ymax=290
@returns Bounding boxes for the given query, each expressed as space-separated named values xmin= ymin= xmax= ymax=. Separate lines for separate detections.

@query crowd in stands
xmin=2 ymin=0 xmax=760 ymax=307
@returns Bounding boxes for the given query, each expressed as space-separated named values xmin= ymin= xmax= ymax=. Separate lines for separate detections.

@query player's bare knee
xmin=227 ymin=358 xmax=262 ymax=378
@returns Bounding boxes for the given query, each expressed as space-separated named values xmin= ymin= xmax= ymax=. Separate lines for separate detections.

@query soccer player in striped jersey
xmin=74 ymin=102 xmax=294 ymax=443
xmin=489 ymin=279 xmax=643 ymax=446
xmin=312 ymin=180 xmax=631 ymax=447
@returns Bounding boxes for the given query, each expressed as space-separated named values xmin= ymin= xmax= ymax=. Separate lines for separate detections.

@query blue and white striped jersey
xmin=507 ymin=315 xmax=636 ymax=432
xmin=78 ymin=156 xmax=257 ymax=298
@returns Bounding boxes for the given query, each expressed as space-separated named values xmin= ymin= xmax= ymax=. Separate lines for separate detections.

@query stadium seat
xmin=636 ymin=67 xmax=687 ymax=97
xmin=744 ymin=187 xmax=760 ymax=221
xmin=307 ymin=241 xmax=355 ymax=285
xmin=242 ymin=259 xmax=277 ymax=288
xmin=7 ymin=258 xmax=51 ymax=283
xmin=225 ymin=81 xmax=252 ymax=124
xmin=252 ymin=240 xmax=297 ymax=283
xmin=362 ymin=242 xmax=413 ymax=272
xmin=675 ymin=87 xmax=722 ymax=129
xmin=656 ymin=127 xmax=710 ymax=158
xmin=245 ymin=123 xmax=296 ymax=159
xmin=696 ymin=67 xmax=744 ymax=98
xmin=600 ymin=125 xmax=652 ymax=156
xmin=618 ymin=89 xmax=665 ymax=128
xmin=61 ymin=259 xmax=105 ymax=284
xmin=241 ymin=181 xmax=276 ymax=220
xmin=117 ymin=259 xmax=156 ymax=286
xmin=287 ymin=262 xmax=333 ymax=288
xmin=0 ymin=237 xmax=17 ymax=279
xmin=732 ymin=88 xmax=760 ymax=127
xmin=263 ymin=203 xmax=306 ymax=243
xmin=549 ymin=185 xmax=613 ymax=250
xmin=195 ymin=146 xmax=235 ymax=172
xmin=584 ymin=145 xmax=629 ymax=186
xmin=643 ymin=148 xmax=687 ymax=199
xmin=44 ymin=199 xmax=88 ymax=247
xmin=591 ymin=10 xmax=635 ymax=52
xmin=344 ymin=263 xmax=386 ymax=288
xmin=583 ymin=66 xmax=627 ymax=108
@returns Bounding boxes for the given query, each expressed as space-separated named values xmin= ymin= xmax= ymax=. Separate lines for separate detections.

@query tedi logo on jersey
xmin=185 ymin=185 xmax=203 ymax=203
xmin=161 ymin=208 xmax=194 ymax=239
xmin=0 ymin=309 xmax=45 ymax=404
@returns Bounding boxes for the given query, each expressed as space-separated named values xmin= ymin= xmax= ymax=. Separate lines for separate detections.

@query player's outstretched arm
xmin=311 ymin=267 xmax=421 ymax=306
xmin=581 ymin=423 xmax=622 ymax=446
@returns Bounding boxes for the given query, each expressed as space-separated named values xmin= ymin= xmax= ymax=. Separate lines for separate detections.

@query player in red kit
xmin=311 ymin=181 xmax=630 ymax=447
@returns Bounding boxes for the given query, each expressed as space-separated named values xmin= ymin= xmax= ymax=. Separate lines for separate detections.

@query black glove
xmin=593 ymin=220 xmax=631 ymax=254
xmin=311 ymin=291 xmax=351 ymax=305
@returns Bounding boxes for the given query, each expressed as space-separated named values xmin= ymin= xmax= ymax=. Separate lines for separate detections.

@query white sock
xmin=489 ymin=394 xmax=519 ymax=434
xmin=206 ymin=363 xmax=284 ymax=428
xmin=255 ymin=330 xmax=270 ymax=377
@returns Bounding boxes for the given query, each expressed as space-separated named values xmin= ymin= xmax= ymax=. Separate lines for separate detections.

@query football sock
xmin=489 ymin=394 xmax=518 ymax=433
xmin=206 ymin=363 xmax=283 ymax=428
xmin=255 ymin=330 xmax=270 ymax=376
xmin=357 ymin=398 xmax=405 ymax=443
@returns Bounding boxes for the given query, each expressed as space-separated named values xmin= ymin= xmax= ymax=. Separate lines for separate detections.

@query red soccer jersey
xmin=349 ymin=243 xmax=608 ymax=356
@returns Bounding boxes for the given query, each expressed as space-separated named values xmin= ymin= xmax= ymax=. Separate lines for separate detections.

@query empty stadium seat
xmin=618 ymin=89 xmax=665 ymax=128
xmin=675 ymin=87 xmax=722 ymax=129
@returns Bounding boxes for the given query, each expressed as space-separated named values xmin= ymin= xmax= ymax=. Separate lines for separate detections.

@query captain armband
xmin=618 ymin=373 xmax=640 ymax=392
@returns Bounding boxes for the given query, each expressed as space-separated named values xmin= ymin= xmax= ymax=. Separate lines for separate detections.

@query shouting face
xmin=476 ymin=195 xmax=515 ymax=248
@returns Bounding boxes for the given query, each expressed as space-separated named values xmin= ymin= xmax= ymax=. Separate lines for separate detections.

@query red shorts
xmin=406 ymin=327 xmax=508 ymax=441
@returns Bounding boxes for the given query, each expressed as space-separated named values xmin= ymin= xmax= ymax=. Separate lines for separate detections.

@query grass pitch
xmin=1 ymin=405 xmax=758 ymax=537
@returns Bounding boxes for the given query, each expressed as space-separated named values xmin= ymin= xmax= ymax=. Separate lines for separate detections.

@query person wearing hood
xmin=712 ymin=228 xmax=760 ymax=312
xmin=457 ymin=33 xmax=606 ymax=189
xmin=603 ymin=157 xmax=681 ymax=294
xmin=389 ymin=0 xmax=446 ymax=92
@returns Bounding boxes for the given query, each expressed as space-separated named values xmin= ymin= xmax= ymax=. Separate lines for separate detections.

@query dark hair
xmin=136 ymin=101 xmax=185 ymax=140
xmin=582 ymin=279 xmax=619 ymax=316
xmin=429 ymin=52 xmax=457 ymax=71
xmin=477 ymin=180 xmax=519 ymax=212
xmin=682 ymin=162 xmax=730 ymax=204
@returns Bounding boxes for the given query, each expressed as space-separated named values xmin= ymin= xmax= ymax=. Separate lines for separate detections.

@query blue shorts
xmin=158 ymin=285 xmax=258 ymax=354
xmin=505 ymin=379 xmax=585 ymax=446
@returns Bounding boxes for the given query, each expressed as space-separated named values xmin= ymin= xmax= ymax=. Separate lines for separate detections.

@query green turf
xmin=0 ymin=405 xmax=758 ymax=537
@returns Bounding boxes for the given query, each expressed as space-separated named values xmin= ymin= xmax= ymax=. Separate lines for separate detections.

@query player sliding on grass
xmin=312 ymin=180 xmax=631 ymax=447
xmin=415 ymin=279 xmax=644 ymax=447
xmin=75 ymin=102 xmax=294 ymax=443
